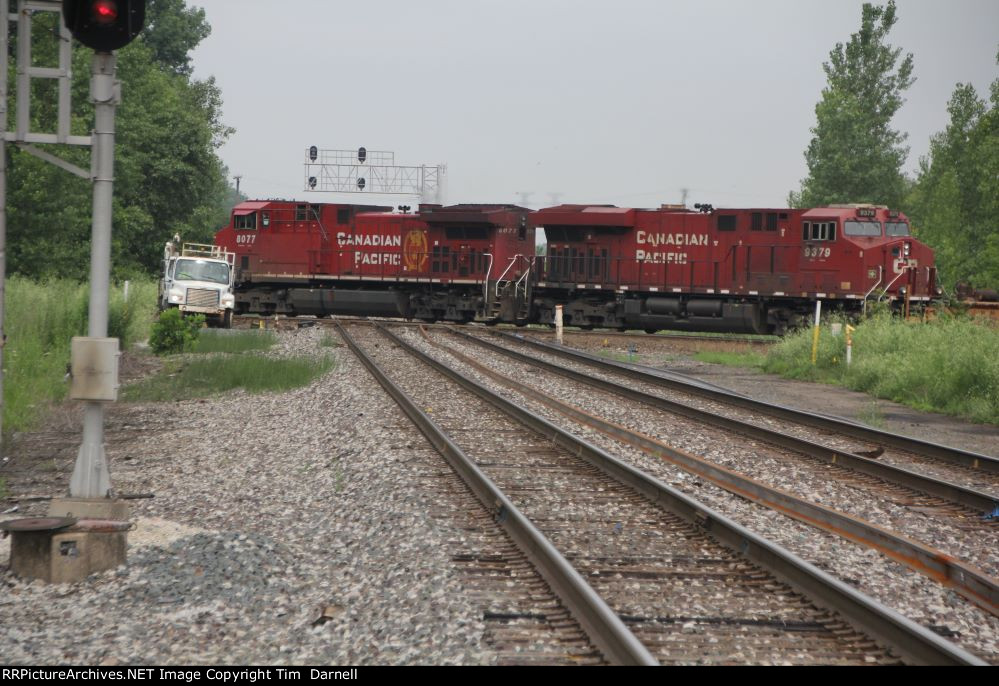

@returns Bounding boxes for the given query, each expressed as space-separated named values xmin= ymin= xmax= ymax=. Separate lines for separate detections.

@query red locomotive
xmin=214 ymin=199 xmax=936 ymax=334
xmin=214 ymin=200 xmax=534 ymax=322
xmin=532 ymin=203 xmax=936 ymax=333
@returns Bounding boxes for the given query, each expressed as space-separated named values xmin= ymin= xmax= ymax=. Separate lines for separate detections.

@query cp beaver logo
xmin=403 ymin=229 xmax=428 ymax=271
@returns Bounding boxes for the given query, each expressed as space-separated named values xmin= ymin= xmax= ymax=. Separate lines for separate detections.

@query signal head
xmin=63 ymin=0 xmax=145 ymax=52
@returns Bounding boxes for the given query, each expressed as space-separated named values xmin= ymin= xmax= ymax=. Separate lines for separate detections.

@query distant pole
xmin=811 ymin=300 xmax=822 ymax=366
xmin=234 ymin=174 xmax=242 ymax=195
xmin=69 ymin=52 xmax=118 ymax=499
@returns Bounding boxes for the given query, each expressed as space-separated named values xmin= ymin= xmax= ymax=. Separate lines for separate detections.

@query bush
xmin=764 ymin=312 xmax=999 ymax=424
xmin=149 ymin=309 xmax=204 ymax=355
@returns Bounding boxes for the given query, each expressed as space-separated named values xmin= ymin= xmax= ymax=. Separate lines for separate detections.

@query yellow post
xmin=811 ymin=300 xmax=822 ymax=365
xmin=845 ymin=324 xmax=856 ymax=366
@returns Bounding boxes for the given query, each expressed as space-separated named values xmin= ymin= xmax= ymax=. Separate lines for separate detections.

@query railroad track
xmin=232 ymin=314 xmax=774 ymax=347
xmin=335 ymin=319 xmax=983 ymax=665
xmin=446 ymin=326 xmax=999 ymax=516
xmin=406 ymin=324 xmax=999 ymax=618
xmin=486 ymin=329 xmax=999 ymax=480
xmin=408 ymin=445 xmax=604 ymax=664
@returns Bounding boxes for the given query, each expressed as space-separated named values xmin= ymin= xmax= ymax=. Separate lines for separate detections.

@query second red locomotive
xmin=214 ymin=199 xmax=937 ymax=334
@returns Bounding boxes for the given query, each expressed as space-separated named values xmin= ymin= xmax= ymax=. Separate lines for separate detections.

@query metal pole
xmin=811 ymin=299 xmax=822 ymax=366
xmin=0 ymin=0 xmax=8 ymax=464
xmin=69 ymin=52 xmax=118 ymax=499
xmin=555 ymin=304 xmax=564 ymax=345
xmin=0 ymin=125 xmax=6 ymax=468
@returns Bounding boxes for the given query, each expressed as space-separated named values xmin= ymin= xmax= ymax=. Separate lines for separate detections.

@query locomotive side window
xmin=234 ymin=213 xmax=257 ymax=230
xmin=261 ymin=212 xmax=270 ymax=228
xmin=717 ymin=215 xmax=737 ymax=231
xmin=886 ymin=222 xmax=910 ymax=236
xmin=844 ymin=220 xmax=882 ymax=236
xmin=296 ymin=204 xmax=307 ymax=221
xmin=803 ymin=221 xmax=836 ymax=241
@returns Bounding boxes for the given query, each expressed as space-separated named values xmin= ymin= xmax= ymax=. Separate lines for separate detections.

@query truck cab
xmin=160 ymin=240 xmax=236 ymax=328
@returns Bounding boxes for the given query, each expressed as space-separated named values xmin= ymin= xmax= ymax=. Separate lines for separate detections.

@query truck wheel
xmin=223 ymin=310 xmax=233 ymax=329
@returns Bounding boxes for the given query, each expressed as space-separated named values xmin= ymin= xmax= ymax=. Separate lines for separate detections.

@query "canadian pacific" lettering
xmin=635 ymin=231 xmax=708 ymax=247
xmin=336 ymin=232 xmax=402 ymax=248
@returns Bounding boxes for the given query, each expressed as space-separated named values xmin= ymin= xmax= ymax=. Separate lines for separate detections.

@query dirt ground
xmin=1 ymin=351 xmax=163 ymax=512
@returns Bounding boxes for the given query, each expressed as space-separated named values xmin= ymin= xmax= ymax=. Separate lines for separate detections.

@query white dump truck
xmin=159 ymin=238 xmax=236 ymax=328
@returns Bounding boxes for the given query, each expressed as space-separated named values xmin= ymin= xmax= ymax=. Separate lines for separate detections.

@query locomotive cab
xmin=800 ymin=205 xmax=936 ymax=310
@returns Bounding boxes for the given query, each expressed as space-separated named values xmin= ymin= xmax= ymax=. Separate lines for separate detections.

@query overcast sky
xmin=190 ymin=0 xmax=998 ymax=210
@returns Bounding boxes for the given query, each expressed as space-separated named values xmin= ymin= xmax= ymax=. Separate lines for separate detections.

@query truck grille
xmin=186 ymin=288 xmax=219 ymax=307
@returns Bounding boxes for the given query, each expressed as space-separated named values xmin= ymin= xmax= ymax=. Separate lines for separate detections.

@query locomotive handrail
xmin=882 ymin=266 xmax=910 ymax=301
xmin=495 ymin=254 xmax=522 ymax=297
xmin=483 ymin=252 xmax=493 ymax=303
xmin=309 ymin=205 xmax=330 ymax=242
xmin=515 ymin=256 xmax=534 ymax=300
xmin=863 ymin=265 xmax=883 ymax=314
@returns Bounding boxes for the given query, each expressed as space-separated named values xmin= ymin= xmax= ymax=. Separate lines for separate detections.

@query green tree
xmin=906 ymin=50 xmax=999 ymax=289
xmin=791 ymin=1 xmax=914 ymax=208
xmin=5 ymin=1 xmax=236 ymax=280
xmin=142 ymin=0 xmax=213 ymax=76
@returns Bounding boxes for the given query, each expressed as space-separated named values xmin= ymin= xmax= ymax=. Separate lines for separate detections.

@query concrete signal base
xmin=9 ymin=527 xmax=127 ymax=584
xmin=3 ymin=498 xmax=132 ymax=584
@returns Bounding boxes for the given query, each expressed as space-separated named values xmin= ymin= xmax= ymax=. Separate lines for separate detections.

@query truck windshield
xmin=843 ymin=220 xmax=882 ymax=237
xmin=175 ymin=258 xmax=229 ymax=284
xmin=886 ymin=222 xmax=910 ymax=236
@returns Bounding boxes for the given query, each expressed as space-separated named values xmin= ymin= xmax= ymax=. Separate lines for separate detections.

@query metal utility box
xmin=70 ymin=337 xmax=120 ymax=401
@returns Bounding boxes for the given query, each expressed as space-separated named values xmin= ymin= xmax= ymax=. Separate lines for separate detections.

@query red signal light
xmin=92 ymin=0 xmax=118 ymax=24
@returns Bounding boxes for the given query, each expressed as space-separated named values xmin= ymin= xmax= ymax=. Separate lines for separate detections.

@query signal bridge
xmin=304 ymin=146 xmax=446 ymax=203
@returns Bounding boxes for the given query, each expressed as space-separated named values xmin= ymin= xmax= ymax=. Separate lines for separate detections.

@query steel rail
xmin=333 ymin=321 xmax=658 ymax=666
xmin=451 ymin=328 xmax=999 ymax=513
xmin=492 ymin=330 xmax=999 ymax=475
xmin=425 ymin=326 xmax=999 ymax=617
xmin=527 ymin=327 xmax=778 ymax=346
xmin=372 ymin=323 xmax=985 ymax=665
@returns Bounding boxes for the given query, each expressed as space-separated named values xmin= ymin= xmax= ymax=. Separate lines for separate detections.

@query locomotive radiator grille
xmin=186 ymin=288 xmax=220 ymax=307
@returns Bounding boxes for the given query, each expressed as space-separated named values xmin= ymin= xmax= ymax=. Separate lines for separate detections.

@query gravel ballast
xmin=1 ymin=329 xmax=501 ymax=665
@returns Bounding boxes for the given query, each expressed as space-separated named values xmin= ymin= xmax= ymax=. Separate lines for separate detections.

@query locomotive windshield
xmin=174 ymin=258 xmax=230 ymax=285
xmin=886 ymin=221 xmax=910 ymax=236
xmin=843 ymin=220 xmax=882 ymax=237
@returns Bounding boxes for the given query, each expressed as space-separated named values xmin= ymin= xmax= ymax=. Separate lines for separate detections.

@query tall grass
xmin=122 ymin=354 xmax=334 ymax=402
xmin=764 ymin=313 xmax=999 ymax=424
xmin=2 ymin=277 xmax=158 ymax=435
xmin=190 ymin=330 xmax=277 ymax=354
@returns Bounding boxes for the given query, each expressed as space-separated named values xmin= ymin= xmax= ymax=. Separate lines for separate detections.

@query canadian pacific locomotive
xmin=213 ymin=200 xmax=937 ymax=334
